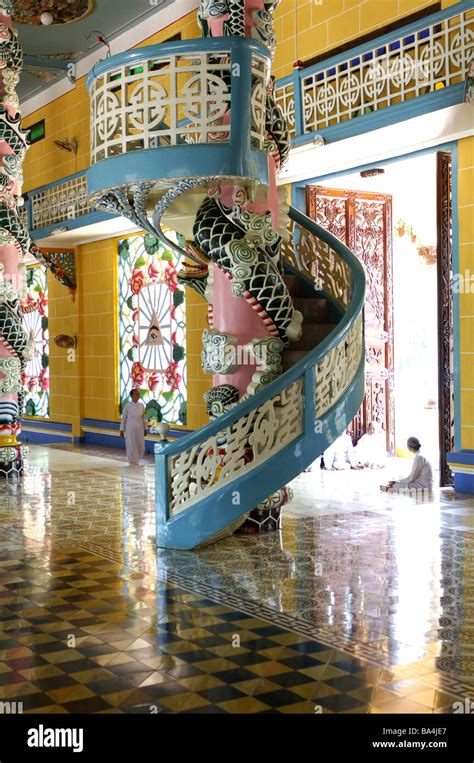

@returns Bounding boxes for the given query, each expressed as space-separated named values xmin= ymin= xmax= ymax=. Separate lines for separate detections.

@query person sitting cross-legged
xmin=354 ymin=422 xmax=387 ymax=469
xmin=323 ymin=430 xmax=364 ymax=470
xmin=381 ymin=436 xmax=433 ymax=494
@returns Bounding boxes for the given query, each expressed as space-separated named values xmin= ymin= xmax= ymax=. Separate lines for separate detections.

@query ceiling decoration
xmin=15 ymin=0 xmax=174 ymax=104
xmin=23 ymin=67 xmax=56 ymax=82
xmin=13 ymin=0 xmax=93 ymax=27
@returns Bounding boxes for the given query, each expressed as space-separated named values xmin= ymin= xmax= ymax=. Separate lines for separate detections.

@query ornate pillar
xmin=0 ymin=0 xmax=30 ymax=478
xmin=195 ymin=1 xmax=300 ymax=532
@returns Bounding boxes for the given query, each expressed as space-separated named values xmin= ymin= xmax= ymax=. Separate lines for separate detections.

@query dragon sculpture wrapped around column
xmin=0 ymin=0 xmax=32 ymax=478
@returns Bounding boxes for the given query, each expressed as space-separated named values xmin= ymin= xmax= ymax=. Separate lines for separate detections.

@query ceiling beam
xmin=23 ymin=55 xmax=76 ymax=84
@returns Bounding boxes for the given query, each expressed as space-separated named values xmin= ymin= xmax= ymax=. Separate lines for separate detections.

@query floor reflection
xmin=0 ymin=444 xmax=472 ymax=713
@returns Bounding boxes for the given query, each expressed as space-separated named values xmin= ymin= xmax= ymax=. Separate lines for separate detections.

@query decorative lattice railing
xmin=88 ymin=38 xmax=269 ymax=164
xmin=155 ymin=208 xmax=365 ymax=544
xmin=29 ymin=174 xmax=90 ymax=231
xmin=275 ymin=4 xmax=473 ymax=140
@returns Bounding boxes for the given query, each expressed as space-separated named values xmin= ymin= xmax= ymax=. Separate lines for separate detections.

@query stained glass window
xmin=22 ymin=264 xmax=49 ymax=418
xmin=118 ymin=232 xmax=187 ymax=427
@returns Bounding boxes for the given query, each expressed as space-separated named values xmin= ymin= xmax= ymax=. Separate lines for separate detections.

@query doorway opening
xmin=307 ymin=150 xmax=454 ymax=485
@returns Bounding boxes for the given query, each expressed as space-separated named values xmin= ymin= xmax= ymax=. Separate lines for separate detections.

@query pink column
xmin=0 ymin=2 xmax=29 ymax=477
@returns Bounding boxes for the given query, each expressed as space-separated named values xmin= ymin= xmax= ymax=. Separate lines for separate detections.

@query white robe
xmin=121 ymin=401 xmax=146 ymax=464
xmin=354 ymin=432 xmax=386 ymax=467
xmin=324 ymin=432 xmax=357 ymax=470
xmin=394 ymin=451 xmax=433 ymax=490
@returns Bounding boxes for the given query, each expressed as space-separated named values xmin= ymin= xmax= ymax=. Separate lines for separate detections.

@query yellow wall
xmin=47 ymin=258 xmax=81 ymax=437
xmin=22 ymin=12 xmax=200 ymax=193
xmin=77 ymin=237 xmax=118 ymax=423
xmin=185 ymin=287 xmax=213 ymax=429
xmin=21 ymin=0 xmax=457 ymax=187
xmin=273 ymin=0 xmax=440 ymax=79
xmin=458 ymin=135 xmax=474 ymax=450
xmin=21 ymin=0 xmax=469 ymax=440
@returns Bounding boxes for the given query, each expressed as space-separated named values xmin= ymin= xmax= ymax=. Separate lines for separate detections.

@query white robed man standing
xmin=120 ymin=389 xmax=147 ymax=465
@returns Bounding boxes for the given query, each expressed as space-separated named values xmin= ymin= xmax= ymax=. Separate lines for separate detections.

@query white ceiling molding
xmin=21 ymin=0 xmax=200 ymax=118
xmin=279 ymin=104 xmax=474 ymax=186
xmin=34 ymin=216 xmax=141 ymax=247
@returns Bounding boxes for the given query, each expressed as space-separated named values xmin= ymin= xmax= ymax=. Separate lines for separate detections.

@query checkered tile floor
xmin=0 ymin=540 xmax=465 ymax=714
xmin=0 ymin=444 xmax=473 ymax=714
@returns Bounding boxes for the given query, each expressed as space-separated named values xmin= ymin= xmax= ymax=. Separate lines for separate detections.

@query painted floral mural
xmin=22 ymin=264 xmax=49 ymax=418
xmin=118 ymin=232 xmax=186 ymax=426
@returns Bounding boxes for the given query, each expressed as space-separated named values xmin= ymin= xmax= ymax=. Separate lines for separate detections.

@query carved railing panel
xmin=282 ymin=218 xmax=352 ymax=309
xmin=315 ymin=312 xmax=363 ymax=419
xmin=169 ymin=377 xmax=303 ymax=516
xmin=275 ymin=7 xmax=473 ymax=137
xmin=274 ymin=79 xmax=295 ymax=138
xmin=89 ymin=49 xmax=269 ymax=163
xmin=30 ymin=174 xmax=90 ymax=230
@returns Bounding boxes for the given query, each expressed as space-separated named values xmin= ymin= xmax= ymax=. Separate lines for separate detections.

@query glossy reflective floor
xmin=0 ymin=444 xmax=472 ymax=713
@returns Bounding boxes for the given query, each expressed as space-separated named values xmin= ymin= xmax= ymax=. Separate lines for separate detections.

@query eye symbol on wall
xmin=145 ymin=320 xmax=164 ymax=347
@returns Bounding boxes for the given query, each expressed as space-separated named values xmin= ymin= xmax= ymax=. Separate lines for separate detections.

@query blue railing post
xmin=230 ymin=43 xmax=252 ymax=176
xmin=292 ymin=65 xmax=304 ymax=138
xmin=303 ymin=367 xmax=316 ymax=436
xmin=154 ymin=444 xmax=169 ymax=532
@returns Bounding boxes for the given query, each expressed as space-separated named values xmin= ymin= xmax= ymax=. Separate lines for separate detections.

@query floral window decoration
xmin=118 ymin=232 xmax=187 ymax=427
xmin=22 ymin=264 xmax=49 ymax=418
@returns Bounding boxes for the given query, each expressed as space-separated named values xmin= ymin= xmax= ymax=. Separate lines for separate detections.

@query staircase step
xmin=291 ymin=323 xmax=336 ymax=350
xmin=293 ymin=297 xmax=329 ymax=323
xmin=283 ymin=275 xmax=303 ymax=297
xmin=282 ymin=350 xmax=307 ymax=371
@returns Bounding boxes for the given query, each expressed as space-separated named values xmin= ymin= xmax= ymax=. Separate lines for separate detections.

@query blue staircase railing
xmin=154 ymin=206 xmax=365 ymax=549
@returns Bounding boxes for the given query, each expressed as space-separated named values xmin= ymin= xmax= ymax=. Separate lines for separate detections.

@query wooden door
xmin=307 ymin=186 xmax=394 ymax=453
xmin=437 ymin=151 xmax=454 ymax=486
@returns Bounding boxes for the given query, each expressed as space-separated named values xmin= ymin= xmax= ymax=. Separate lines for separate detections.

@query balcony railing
xmin=28 ymin=173 xmax=90 ymax=231
xmin=275 ymin=2 xmax=472 ymax=143
xmin=87 ymin=37 xmax=270 ymax=168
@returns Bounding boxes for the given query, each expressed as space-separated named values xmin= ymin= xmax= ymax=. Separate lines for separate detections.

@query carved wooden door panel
xmin=307 ymin=185 xmax=394 ymax=453
xmin=437 ymin=151 xmax=454 ymax=486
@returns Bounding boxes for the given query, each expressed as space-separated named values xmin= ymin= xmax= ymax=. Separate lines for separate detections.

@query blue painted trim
xmin=291 ymin=84 xmax=464 ymax=149
xmin=86 ymin=37 xmax=271 ymax=91
xmin=87 ymin=145 xmax=269 ymax=197
xmin=291 ymin=185 xmax=306 ymax=214
xmin=81 ymin=418 xmax=194 ymax=438
xmin=230 ymin=43 xmax=252 ymax=161
xmin=451 ymin=143 xmax=461 ymax=452
xmin=81 ymin=419 xmax=121 ymax=430
xmin=23 ymin=419 xmax=72 ymax=432
xmin=276 ymin=73 xmax=293 ymax=88
xmin=24 ymin=55 xmax=71 ymax=72
xmin=19 ymin=431 xmax=71 ymax=445
xmin=29 ymin=210 xmax=116 ymax=240
xmin=447 ymin=451 xmax=474 ymax=466
xmin=292 ymin=68 xmax=303 ymax=138
xmin=452 ymin=472 xmax=474 ymax=494
xmin=294 ymin=1 xmax=471 ymax=82
xmin=156 ymin=354 xmax=365 ymax=549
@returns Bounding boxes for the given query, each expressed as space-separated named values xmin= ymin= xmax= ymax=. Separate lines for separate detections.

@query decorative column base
xmin=0 ymin=444 xmax=26 ymax=478
xmin=237 ymin=486 xmax=293 ymax=535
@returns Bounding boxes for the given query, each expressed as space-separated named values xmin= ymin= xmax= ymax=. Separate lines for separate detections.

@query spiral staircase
xmin=86 ymin=37 xmax=366 ymax=549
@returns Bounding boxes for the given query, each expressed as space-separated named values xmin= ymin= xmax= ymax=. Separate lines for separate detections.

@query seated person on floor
xmin=354 ymin=422 xmax=387 ymax=469
xmin=381 ymin=436 xmax=433 ymax=493
xmin=323 ymin=430 xmax=364 ymax=470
